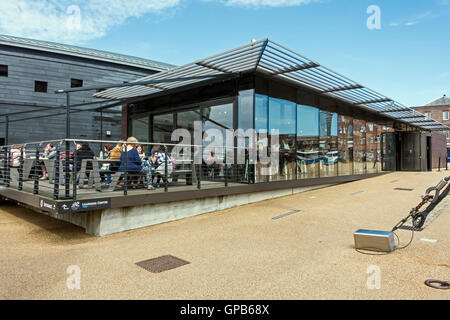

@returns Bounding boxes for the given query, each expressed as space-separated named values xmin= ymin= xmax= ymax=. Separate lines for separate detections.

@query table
xmin=78 ymin=158 xmax=121 ymax=191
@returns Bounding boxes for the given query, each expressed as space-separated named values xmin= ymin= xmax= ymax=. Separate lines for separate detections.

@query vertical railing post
xmin=33 ymin=148 xmax=39 ymax=195
xmin=2 ymin=147 xmax=7 ymax=185
xmin=246 ymin=147 xmax=250 ymax=184
xmin=224 ymin=146 xmax=228 ymax=187
xmin=18 ymin=146 xmax=23 ymax=190
xmin=438 ymin=157 xmax=441 ymax=172
xmin=73 ymin=147 xmax=77 ymax=200
xmin=5 ymin=146 xmax=10 ymax=187
xmin=53 ymin=147 xmax=60 ymax=200
xmin=65 ymin=141 xmax=70 ymax=198
xmin=197 ymin=163 xmax=201 ymax=190
xmin=164 ymin=145 xmax=168 ymax=192
xmin=123 ymin=143 xmax=128 ymax=196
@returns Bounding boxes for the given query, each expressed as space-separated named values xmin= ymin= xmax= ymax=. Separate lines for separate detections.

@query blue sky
xmin=1 ymin=0 xmax=450 ymax=106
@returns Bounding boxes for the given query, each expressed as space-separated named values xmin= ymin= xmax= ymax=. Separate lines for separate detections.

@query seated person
xmin=9 ymin=145 xmax=21 ymax=168
xmin=118 ymin=137 xmax=154 ymax=190
xmin=109 ymin=142 xmax=123 ymax=172
xmin=75 ymin=143 xmax=95 ymax=172
xmin=150 ymin=145 xmax=173 ymax=187
xmin=39 ymin=143 xmax=56 ymax=180
xmin=137 ymin=145 xmax=146 ymax=160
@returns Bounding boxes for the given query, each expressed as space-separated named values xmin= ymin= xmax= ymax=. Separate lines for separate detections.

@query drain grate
xmin=136 ymin=255 xmax=190 ymax=273
xmin=398 ymin=225 xmax=423 ymax=232
xmin=394 ymin=188 xmax=414 ymax=191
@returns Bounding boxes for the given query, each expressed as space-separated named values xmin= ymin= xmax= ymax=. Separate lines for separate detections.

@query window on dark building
xmin=34 ymin=81 xmax=48 ymax=93
xmin=71 ymin=78 xmax=83 ymax=88
xmin=0 ymin=65 xmax=8 ymax=77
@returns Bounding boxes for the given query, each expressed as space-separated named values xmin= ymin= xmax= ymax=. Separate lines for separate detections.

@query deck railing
xmin=0 ymin=139 xmax=256 ymax=200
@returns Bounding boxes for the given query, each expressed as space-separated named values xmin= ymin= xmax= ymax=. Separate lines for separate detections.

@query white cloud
xmin=0 ymin=0 xmax=179 ymax=44
xmin=389 ymin=11 xmax=437 ymax=28
xmin=216 ymin=0 xmax=320 ymax=8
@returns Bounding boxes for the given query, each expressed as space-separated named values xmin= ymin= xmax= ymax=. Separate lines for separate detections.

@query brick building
xmin=412 ymin=95 xmax=450 ymax=165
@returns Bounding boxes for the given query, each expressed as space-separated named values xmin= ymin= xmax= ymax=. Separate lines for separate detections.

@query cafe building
xmin=2 ymin=39 xmax=448 ymax=236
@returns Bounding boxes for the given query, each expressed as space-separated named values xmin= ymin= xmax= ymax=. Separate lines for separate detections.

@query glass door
xmin=381 ymin=132 xmax=396 ymax=171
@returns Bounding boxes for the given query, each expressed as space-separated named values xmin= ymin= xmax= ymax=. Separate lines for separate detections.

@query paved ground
xmin=0 ymin=171 xmax=449 ymax=300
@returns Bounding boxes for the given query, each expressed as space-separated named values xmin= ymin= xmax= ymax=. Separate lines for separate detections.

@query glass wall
xmin=319 ymin=111 xmax=338 ymax=177
xmin=255 ymin=94 xmax=269 ymax=183
xmin=297 ymin=105 xmax=320 ymax=179
xmin=269 ymin=97 xmax=296 ymax=181
xmin=338 ymin=115 xmax=353 ymax=176
xmin=132 ymin=90 xmax=391 ymax=186
xmin=366 ymin=122 xmax=378 ymax=174
xmin=131 ymin=116 xmax=149 ymax=143
xmin=238 ymin=90 xmax=254 ymax=130
xmin=153 ymin=113 xmax=174 ymax=144
xmin=353 ymin=119 xmax=367 ymax=174
xmin=202 ymin=103 xmax=233 ymax=181
xmin=176 ymin=109 xmax=201 ymax=160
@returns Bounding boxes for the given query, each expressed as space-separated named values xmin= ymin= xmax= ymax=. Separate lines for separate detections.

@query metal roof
xmin=94 ymin=38 xmax=449 ymax=131
xmin=425 ymin=95 xmax=450 ymax=106
xmin=0 ymin=34 xmax=175 ymax=72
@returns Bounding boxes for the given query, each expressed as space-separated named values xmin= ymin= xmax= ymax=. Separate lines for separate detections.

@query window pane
xmin=255 ymin=94 xmax=268 ymax=132
xmin=297 ymin=105 xmax=319 ymax=136
xmin=353 ymin=119 xmax=367 ymax=174
xmin=319 ymin=111 xmax=338 ymax=177
xmin=255 ymin=95 xmax=269 ymax=183
xmin=366 ymin=122 xmax=379 ymax=174
xmin=269 ymin=98 xmax=296 ymax=181
xmin=203 ymin=103 xmax=233 ymax=142
xmin=297 ymin=104 xmax=319 ymax=179
xmin=153 ymin=113 xmax=174 ymax=144
xmin=338 ymin=115 xmax=353 ymax=176
xmin=202 ymin=103 xmax=234 ymax=182
xmin=71 ymin=78 xmax=83 ymax=88
xmin=0 ymin=65 xmax=8 ymax=77
xmin=238 ymin=90 xmax=254 ymax=130
xmin=131 ymin=116 xmax=149 ymax=153
xmin=34 ymin=81 xmax=48 ymax=93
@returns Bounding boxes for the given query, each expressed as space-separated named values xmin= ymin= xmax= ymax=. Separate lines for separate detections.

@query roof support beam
xmin=382 ymin=108 xmax=412 ymax=113
xmin=196 ymin=62 xmax=229 ymax=73
xmin=410 ymin=120 xmax=437 ymax=124
xmin=397 ymin=115 xmax=426 ymax=119
xmin=269 ymin=62 xmax=319 ymax=76
xmin=321 ymin=84 xmax=363 ymax=94
xmin=355 ymin=98 xmax=392 ymax=105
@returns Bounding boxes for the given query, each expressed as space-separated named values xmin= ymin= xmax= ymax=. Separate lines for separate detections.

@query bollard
xmin=438 ymin=157 xmax=441 ymax=172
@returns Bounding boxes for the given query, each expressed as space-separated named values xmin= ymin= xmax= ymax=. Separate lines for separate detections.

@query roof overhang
xmin=93 ymin=39 xmax=449 ymax=132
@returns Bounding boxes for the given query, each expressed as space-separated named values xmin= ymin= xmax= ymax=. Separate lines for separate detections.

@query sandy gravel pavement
xmin=0 ymin=171 xmax=449 ymax=299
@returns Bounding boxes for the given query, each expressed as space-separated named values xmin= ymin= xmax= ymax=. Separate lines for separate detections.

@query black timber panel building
xmin=0 ymin=34 xmax=174 ymax=146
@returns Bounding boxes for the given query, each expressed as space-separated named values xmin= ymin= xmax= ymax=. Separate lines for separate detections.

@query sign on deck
xmin=39 ymin=197 xmax=111 ymax=214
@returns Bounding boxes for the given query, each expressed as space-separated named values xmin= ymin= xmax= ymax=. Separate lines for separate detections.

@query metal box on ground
xmin=354 ymin=229 xmax=395 ymax=252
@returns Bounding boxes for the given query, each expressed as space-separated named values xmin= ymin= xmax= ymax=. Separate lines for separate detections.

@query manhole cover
xmin=136 ymin=255 xmax=190 ymax=273
xmin=394 ymin=188 xmax=414 ymax=191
